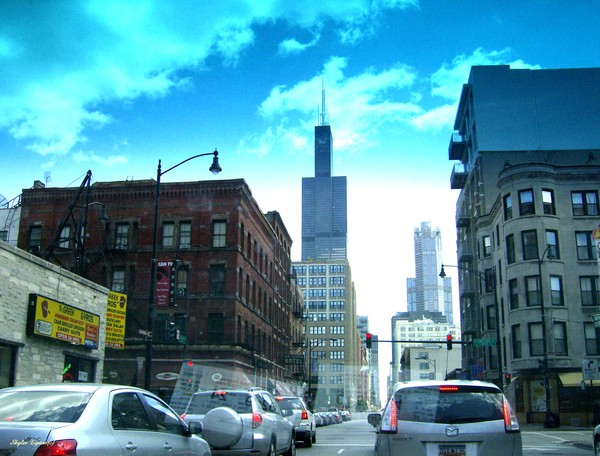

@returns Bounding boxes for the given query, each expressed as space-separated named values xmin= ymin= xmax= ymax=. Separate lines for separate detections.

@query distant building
xmin=448 ymin=65 xmax=600 ymax=425
xmin=401 ymin=345 xmax=462 ymax=382
xmin=390 ymin=312 xmax=459 ymax=384
xmin=406 ymin=221 xmax=453 ymax=323
xmin=301 ymin=90 xmax=347 ymax=261
xmin=291 ymin=259 xmax=362 ymax=411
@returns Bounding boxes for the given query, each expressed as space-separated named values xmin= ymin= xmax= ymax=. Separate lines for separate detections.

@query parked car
xmin=0 ymin=383 xmax=211 ymax=456
xmin=593 ymin=422 xmax=600 ymax=455
xmin=182 ymin=388 xmax=299 ymax=455
xmin=372 ymin=380 xmax=522 ymax=456
xmin=275 ymin=396 xmax=316 ymax=447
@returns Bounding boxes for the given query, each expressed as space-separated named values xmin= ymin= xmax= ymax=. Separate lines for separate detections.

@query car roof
xmin=0 ymin=383 xmax=148 ymax=394
xmin=391 ymin=380 xmax=502 ymax=392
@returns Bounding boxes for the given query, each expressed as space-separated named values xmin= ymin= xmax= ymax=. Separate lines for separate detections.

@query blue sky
xmin=2 ymin=1 xmax=600 ymax=382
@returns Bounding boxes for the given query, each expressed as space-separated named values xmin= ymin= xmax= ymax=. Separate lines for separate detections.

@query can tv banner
xmin=155 ymin=260 xmax=178 ymax=308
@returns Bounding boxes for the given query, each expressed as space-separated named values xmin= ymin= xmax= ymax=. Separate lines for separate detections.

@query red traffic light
xmin=446 ymin=334 xmax=453 ymax=350
xmin=366 ymin=332 xmax=372 ymax=349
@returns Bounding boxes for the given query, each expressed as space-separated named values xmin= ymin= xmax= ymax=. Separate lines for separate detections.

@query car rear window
xmin=392 ymin=385 xmax=504 ymax=424
xmin=0 ymin=391 xmax=91 ymax=423
xmin=187 ymin=391 xmax=253 ymax=414
xmin=276 ymin=398 xmax=303 ymax=411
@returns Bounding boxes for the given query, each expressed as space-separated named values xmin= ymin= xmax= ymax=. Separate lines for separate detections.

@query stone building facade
xmin=0 ymin=240 xmax=109 ymax=387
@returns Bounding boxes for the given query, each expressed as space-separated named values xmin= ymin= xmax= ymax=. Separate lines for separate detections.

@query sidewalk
xmin=521 ymin=422 xmax=594 ymax=432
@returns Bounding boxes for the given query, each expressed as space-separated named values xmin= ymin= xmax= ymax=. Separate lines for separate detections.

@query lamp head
xmin=98 ymin=206 xmax=108 ymax=223
xmin=209 ymin=149 xmax=222 ymax=175
xmin=439 ymin=264 xmax=446 ymax=278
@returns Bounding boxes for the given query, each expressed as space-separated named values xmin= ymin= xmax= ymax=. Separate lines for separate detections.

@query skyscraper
xmin=301 ymin=89 xmax=347 ymax=261
xmin=406 ymin=221 xmax=453 ymax=323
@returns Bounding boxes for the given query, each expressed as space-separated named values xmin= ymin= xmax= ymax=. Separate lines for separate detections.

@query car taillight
xmin=33 ymin=439 xmax=77 ymax=456
xmin=301 ymin=410 xmax=308 ymax=420
xmin=380 ymin=401 xmax=397 ymax=433
xmin=252 ymin=412 xmax=263 ymax=428
xmin=503 ymin=398 xmax=520 ymax=433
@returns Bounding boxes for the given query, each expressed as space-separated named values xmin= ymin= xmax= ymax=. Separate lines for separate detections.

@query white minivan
xmin=371 ymin=380 xmax=522 ymax=456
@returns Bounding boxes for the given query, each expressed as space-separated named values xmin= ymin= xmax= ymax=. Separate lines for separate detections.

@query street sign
xmin=583 ymin=359 xmax=599 ymax=381
xmin=473 ymin=338 xmax=496 ymax=347
xmin=593 ymin=314 xmax=600 ymax=328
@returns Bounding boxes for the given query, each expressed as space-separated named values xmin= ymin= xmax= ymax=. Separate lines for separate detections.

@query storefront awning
xmin=558 ymin=372 xmax=583 ymax=387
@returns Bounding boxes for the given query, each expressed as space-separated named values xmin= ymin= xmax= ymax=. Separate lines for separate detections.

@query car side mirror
xmin=187 ymin=420 xmax=203 ymax=434
xmin=367 ymin=412 xmax=382 ymax=428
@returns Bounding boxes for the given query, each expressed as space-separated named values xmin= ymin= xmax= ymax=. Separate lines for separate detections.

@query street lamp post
xmin=440 ymin=264 xmax=503 ymax=387
xmin=538 ymin=246 xmax=555 ymax=428
xmin=144 ymin=149 xmax=222 ymax=390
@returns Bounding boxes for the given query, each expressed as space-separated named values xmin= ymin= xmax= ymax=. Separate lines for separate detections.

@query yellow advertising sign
xmin=27 ymin=294 xmax=100 ymax=349
xmin=106 ymin=291 xmax=127 ymax=349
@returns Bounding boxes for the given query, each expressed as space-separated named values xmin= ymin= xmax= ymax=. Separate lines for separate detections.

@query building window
xmin=175 ymin=265 xmax=188 ymax=298
xmin=112 ymin=269 xmax=125 ymax=292
xmin=29 ymin=226 xmax=42 ymax=251
xmin=521 ymin=230 xmax=539 ymax=261
xmin=580 ymin=276 xmax=600 ymax=306
xmin=572 ymin=190 xmax=599 ymax=216
xmin=179 ymin=222 xmax=191 ymax=248
xmin=207 ymin=313 xmax=224 ymax=344
xmin=576 ymin=231 xmax=597 ymax=260
xmin=59 ymin=226 xmax=71 ymax=249
xmin=113 ymin=223 xmax=128 ymax=250
xmin=512 ymin=325 xmax=522 ymax=359
xmin=506 ymin=234 xmax=515 ymax=264
xmin=585 ymin=323 xmax=600 ymax=356
xmin=525 ymin=275 xmax=540 ymax=306
xmin=529 ymin=323 xmax=544 ymax=356
xmin=509 ymin=278 xmax=519 ymax=309
xmin=330 ymin=351 xmax=345 ymax=360
xmin=550 ymin=275 xmax=564 ymax=306
xmin=486 ymin=305 xmax=496 ymax=330
xmin=330 ymin=313 xmax=345 ymax=321
xmin=503 ymin=194 xmax=513 ymax=221
xmin=212 ymin=220 xmax=226 ymax=248
xmin=484 ymin=268 xmax=494 ymax=293
xmin=542 ymin=189 xmax=555 ymax=215
xmin=483 ymin=235 xmax=492 ymax=257
xmin=519 ymin=189 xmax=535 ymax=216
xmin=553 ymin=322 xmax=567 ymax=355
xmin=63 ymin=354 xmax=96 ymax=383
xmin=330 ymin=326 xmax=345 ymax=335
xmin=209 ymin=264 xmax=225 ymax=296
xmin=545 ymin=230 xmax=560 ymax=260
xmin=330 ymin=339 xmax=345 ymax=347
xmin=0 ymin=343 xmax=17 ymax=388
xmin=161 ymin=222 xmax=174 ymax=248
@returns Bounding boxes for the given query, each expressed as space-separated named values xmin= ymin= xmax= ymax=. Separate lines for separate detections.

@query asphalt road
xmin=297 ymin=413 xmax=595 ymax=455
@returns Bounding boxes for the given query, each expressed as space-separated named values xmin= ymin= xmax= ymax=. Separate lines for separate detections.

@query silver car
xmin=0 ymin=383 xmax=211 ymax=456
xmin=182 ymin=388 xmax=299 ymax=455
xmin=372 ymin=380 xmax=522 ymax=456
xmin=274 ymin=396 xmax=316 ymax=447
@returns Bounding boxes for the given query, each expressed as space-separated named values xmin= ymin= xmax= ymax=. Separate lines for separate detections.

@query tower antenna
xmin=319 ymin=79 xmax=329 ymax=126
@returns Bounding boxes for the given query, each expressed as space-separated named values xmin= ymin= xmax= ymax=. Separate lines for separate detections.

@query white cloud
xmin=278 ymin=31 xmax=321 ymax=56
xmin=72 ymin=151 xmax=128 ymax=166
xmin=430 ymin=47 xmax=541 ymax=100
xmin=1 ymin=0 xmax=415 ymax=162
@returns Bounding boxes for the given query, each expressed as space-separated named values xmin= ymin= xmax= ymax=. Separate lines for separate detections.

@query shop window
xmin=63 ymin=353 xmax=96 ymax=383
xmin=0 ymin=343 xmax=18 ymax=388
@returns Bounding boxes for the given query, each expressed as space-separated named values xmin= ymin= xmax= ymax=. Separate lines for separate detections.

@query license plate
xmin=439 ymin=444 xmax=466 ymax=456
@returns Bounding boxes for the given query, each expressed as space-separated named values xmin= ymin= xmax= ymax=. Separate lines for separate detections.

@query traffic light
xmin=505 ymin=373 xmax=512 ymax=383
xmin=167 ymin=322 xmax=179 ymax=341
xmin=446 ymin=334 xmax=453 ymax=350
xmin=366 ymin=332 xmax=372 ymax=349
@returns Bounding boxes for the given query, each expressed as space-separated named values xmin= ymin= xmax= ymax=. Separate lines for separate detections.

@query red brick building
xmin=18 ymin=177 xmax=304 ymax=399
